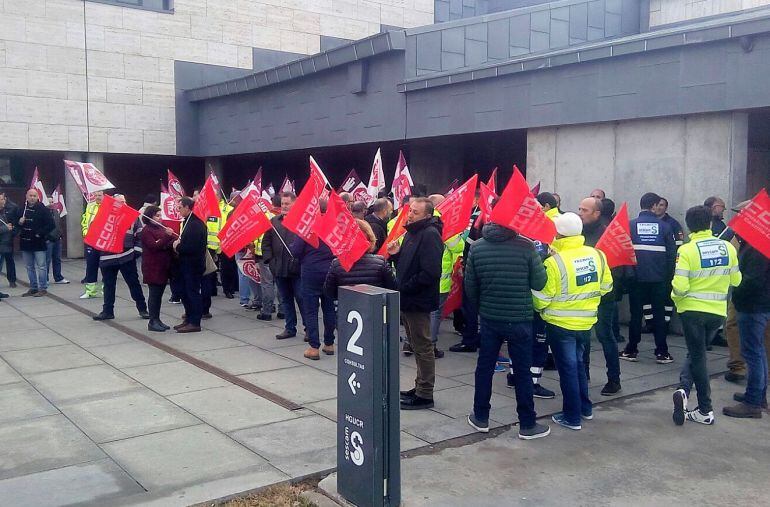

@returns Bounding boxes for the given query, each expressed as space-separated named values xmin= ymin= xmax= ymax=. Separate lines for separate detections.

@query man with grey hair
xmin=350 ymin=201 xmax=367 ymax=219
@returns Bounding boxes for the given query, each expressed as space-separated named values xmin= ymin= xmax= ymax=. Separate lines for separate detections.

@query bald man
xmin=18 ymin=189 xmax=55 ymax=297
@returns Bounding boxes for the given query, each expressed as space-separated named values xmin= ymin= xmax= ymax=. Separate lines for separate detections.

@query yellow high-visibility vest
xmin=81 ymin=201 xmax=100 ymax=237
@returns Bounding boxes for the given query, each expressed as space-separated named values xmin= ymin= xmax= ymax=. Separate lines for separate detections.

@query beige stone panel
xmin=358 ymin=1 xmax=382 ymax=23
xmin=157 ymin=58 xmax=175 ymax=83
xmin=207 ymin=41 xmax=239 ymax=67
xmin=47 ymin=98 xmax=88 ymax=126
xmin=280 ymin=30 xmax=310 ymax=54
xmin=526 ymin=127 xmax=557 ymax=192
xmin=107 ymin=127 xmax=144 ymax=153
xmin=252 ymin=25 xmax=282 ymax=51
xmin=140 ymin=33 xmax=175 ymax=58
xmin=143 ymin=129 xmax=176 ymax=155
xmin=175 ymin=0 xmax=208 ymax=15
xmin=89 ymin=127 xmax=109 ymax=152
xmin=28 ymin=123 xmax=70 ymax=150
xmin=126 ymin=104 xmax=173 ymax=130
xmin=0 ymin=94 xmax=6 ymax=122
xmin=46 ymin=47 xmax=87 ymax=75
xmin=0 ymin=14 xmax=26 ymax=43
xmin=0 ymin=68 xmax=28 ymax=95
xmin=292 ymin=11 xmax=322 ymax=34
xmin=331 ymin=0 xmax=358 ymax=18
xmin=87 ymin=50 xmax=124 ymax=79
xmin=265 ymin=6 xmax=294 ymax=26
xmin=235 ymin=0 xmax=267 ymax=24
xmin=67 ymin=74 xmax=87 ymax=101
xmin=124 ymin=55 xmax=160 ymax=82
xmin=25 ymin=18 xmax=68 ymax=46
xmin=158 ymin=13 xmax=192 ymax=38
xmin=5 ymin=41 xmax=47 ymax=71
xmin=683 ymin=113 xmax=733 ymax=209
xmin=190 ymin=14 xmax=224 ymax=43
xmin=142 ymin=81 xmax=174 ymax=107
xmin=121 ymin=7 xmax=162 ymax=34
xmin=67 ymin=126 xmax=89 ymax=151
xmin=87 ymin=76 xmax=107 ymax=102
xmin=85 ymin=24 xmax=106 ymax=51
xmin=175 ymin=37 xmax=208 ymax=63
xmin=45 ymin=0 xmax=86 ymax=23
xmin=238 ymin=45 xmax=253 ymax=68
xmin=307 ymin=32 xmax=321 ymax=54
xmin=65 ymin=21 xmax=87 ymax=49
xmin=159 ymin=106 xmax=175 ymax=128
xmin=303 ymin=0 xmax=334 ymax=13
xmin=103 ymin=28 xmax=142 ymax=55
xmin=0 ymin=121 xmax=28 ymax=149
xmin=6 ymin=95 xmax=49 ymax=124
xmin=223 ymin=20 xmax=253 ymax=46
xmin=320 ymin=14 xmax=371 ymax=39
xmin=84 ymin=2 xmax=124 ymax=28
xmin=27 ymin=71 xmax=69 ymax=100
xmin=0 ymin=40 xmax=5 ymax=67
xmin=205 ymin=1 xmax=239 ymax=21
xmin=89 ymin=101 xmax=126 ymax=128
xmin=106 ymin=78 xmax=143 ymax=105
xmin=413 ymin=0 xmax=434 ymax=13
xmin=381 ymin=4 xmax=405 ymax=26
xmin=3 ymin=0 xmax=46 ymax=18
xmin=405 ymin=9 xmax=434 ymax=26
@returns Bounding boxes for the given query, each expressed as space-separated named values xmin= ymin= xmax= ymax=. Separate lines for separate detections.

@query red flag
xmin=378 ymin=203 xmax=409 ymax=258
xmin=366 ymin=148 xmax=385 ymax=205
xmin=160 ymin=181 xmax=169 ymax=194
xmin=314 ymin=191 xmax=370 ymax=271
xmin=193 ymin=175 xmax=221 ymax=222
xmin=596 ymin=202 xmax=637 ymax=268
xmin=490 ymin=166 xmax=556 ymax=244
xmin=254 ymin=168 xmax=263 ymax=195
xmin=30 ymin=167 xmax=49 ymax=203
xmin=167 ymin=169 xmax=185 ymax=198
xmin=279 ymin=175 xmax=294 ymax=194
xmin=64 ymin=160 xmax=114 ymax=196
xmin=84 ymin=194 xmax=140 ymax=253
xmin=160 ymin=192 xmax=182 ymax=221
xmin=236 ymin=252 xmax=261 ymax=283
xmin=487 ymin=167 xmax=498 ymax=194
xmin=282 ymin=164 xmax=324 ymax=248
xmin=436 ymin=174 xmax=478 ymax=241
xmin=441 ymin=257 xmax=464 ymax=318
xmin=51 ymin=185 xmax=67 ymax=217
xmin=475 ymin=180 xmax=497 ymax=229
xmin=338 ymin=169 xmax=362 ymax=193
xmin=310 ymin=156 xmax=331 ymax=189
xmin=218 ymin=192 xmax=273 ymax=257
xmin=530 ymin=181 xmax=541 ymax=196
xmin=392 ymin=151 xmax=413 ymax=210
xmin=728 ymin=189 xmax=770 ymax=258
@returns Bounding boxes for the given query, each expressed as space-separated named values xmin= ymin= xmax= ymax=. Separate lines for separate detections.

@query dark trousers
xmin=460 ymin=287 xmax=479 ymax=348
xmin=612 ymin=300 xmax=622 ymax=340
xmin=402 ymin=311 xmax=434 ymax=399
xmin=275 ymin=276 xmax=304 ymax=334
xmin=628 ymin=280 xmax=669 ymax=355
xmin=169 ymin=262 xmax=182 ymax=300
xmin=147 ymin=283 xmax=166 ymax=320
xmin=219 ymin=252 xmax=238 ymax=294
xmin=678 ymin=311 xmax=724 ymax=413
xmin=202 ymin=272 xmax=216 ymax=313
xmin=532 ymin=313 xmax=549 ymax=380
xmin=585 ymin=301 xmax=621 ymax=383
xmin=473 ymin=318 xmax=536 ymax=428
xmin=84 ymin=247 xmax=101 ymax=283
xmin=100 ymin=261 xmax=147 ymax=316
xmin=180 ymin=264 xmax=203 ymax=327
xmin=302 ymin=271 xmax=336 ymax=348
xmin=547 ymin=323 xmax=592 ymax=426
xmin=0 ymin=251 xmax=15 ymax=283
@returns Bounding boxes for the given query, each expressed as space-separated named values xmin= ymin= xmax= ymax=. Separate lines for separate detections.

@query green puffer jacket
xmin=464 ymin=223 xmax=547 ymax=323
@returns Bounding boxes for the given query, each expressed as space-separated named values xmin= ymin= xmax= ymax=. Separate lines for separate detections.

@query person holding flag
xmin=0 ymin=190 xmax=18 ymax=291
xmin=18 ymin=189 xmax=55 ymax=297
xmin=140 ymin=205 xmax=176 ymax=332
xmin=80 ymin=191 xmax=104 ymax=299
xmin=173 ymin=196 xmax=208 ymax=333
xmin=45 ymin=196 xmax=69 ymax=285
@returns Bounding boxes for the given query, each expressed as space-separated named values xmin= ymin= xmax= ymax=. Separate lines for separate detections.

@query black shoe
xmin=402 ymin=342 xmax=413 ymax=356
xmin=148 ymin=319 xmax=166 ymax=332
xmin=202 ymin=313 xmax=213 ymax=320
xmin=256 ymin=313 xmax=273 ymax=321
xmin=93 ymin=312 xmax=114 ymax=321
xmin=400 ymin=388 xmax=416 ymax=400
xmin=733 ymin=392 xmax=768 ymax=409
xmin=725 ymin=371 xmax=746 ymax=383
xmin=0 ymin=292 xmax=8 ymax=299
xmin=138 ymin=310 xmax=150 ymax=319
xmin=449 ymin=343 xmax=477 ymax=353
xmin=276 ymin=330 xmax=296 ymax=340
xmin=168 ymin=297 xmax=181 ymax=304
xmin=434 ymin=347 xmax=444 ymax=359
xmin=224 ymin=292 xmax=234 ymax=299
xmin=655 ymin=352 xmax=674 ymax=364
xmin=467 ymin=414 xmax=489 ymax=433
xmin=277 ymin=312 xmax=285 ymax=319
xmin=400 ymin=395 xmax=434 ymax=410
xmin=159 ymin=320 xmax=171 ymax=330
xmin=601 ymin=381 xmax=622 ymax=396
xmin=532 ymin=384 xmax=556 ymax=399
xmin=619 ymin=350 xmax=638 ymax=362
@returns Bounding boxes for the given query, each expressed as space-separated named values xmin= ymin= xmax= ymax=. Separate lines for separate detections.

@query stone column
xmin=63 ymin=152 xmax=85 ymax=259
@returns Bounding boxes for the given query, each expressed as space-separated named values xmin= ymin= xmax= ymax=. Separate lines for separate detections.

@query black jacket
xmin=0 ymin=202 xmax=17 ymax=254
xmin=392 ymin=216 xmax=443 ymax=312
xmin=18 ymin=201 xmax=54 ymax=252
xmin=290 ymin=236 xmax=334 ymax=276
xmin=324 ymin=254 xmax=396 ymax=299
xmin=581 ymin=219 xmax=619 ymax=302
xmin=262 ymin=215 xmax=299 ymax=278
xmin=364 ymin=213 xmax=388 ymax=253
xmin=177 ymin=214 xmax=207 ymax=275
xmin=733 ymin=242 xmax=770 ymax=313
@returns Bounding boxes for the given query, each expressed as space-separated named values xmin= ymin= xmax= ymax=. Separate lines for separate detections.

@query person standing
xmin=92 ymin=195 xmax=149 ymax=321
xmin=263 ymin=192 xmax=305 ymax=340
xmin=620 ymin=192 xmax=677 ymax=364
xmin=80 ymin=191 xmax=104 ymax=299
xmin=173 ymin=197 xmax=207 ymax=333
xmin=533 ymin=213 xmax=612 ymax=431
xmin=388 ymin=197 xmax=443 ymax=410
xmin=141 ymin=205 xmax=176 ymax=332
xmin=578 ymin=197 xmax=622 ymax=395
xmin=46 ymin=198 xmax=69 ymax=285
xmin=704 ymin=196 xmax=734 ymax=241
xmin=670 ymin=206 xmax=741 ymax=426
xmin=0 ymin=191 xmax=18 ymax=289
xmin=18 ymin=189 xmax=55 ymax=297
xmin=464 ymin=220 xmax=551 ymax=439
xmin=364 ymin=198 xmax=391 ymax=253
xmin=723 ymin=236 xmax=770 ymax=418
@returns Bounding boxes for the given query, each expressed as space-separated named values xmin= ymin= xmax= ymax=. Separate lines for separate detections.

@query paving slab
xmin=429 ymin=384 xmax=518 ymax=419
xmin=86 ymin=341 xmax=179 ymax=369
xmin=1 ymin=344 xmax=102 ymax=374
xmin=0 ymin=304 xmax=23 ymax=318
xmin=0 ymin=415 xmax=106 ymax=480
xmin=400 ymin=363 xmax=468 ymax=393
xmin=0 ymin=328 xmax=70 ymax=352
xmin=101 ymin=424 xmax=271 ymax=490
xmin=123 ymin=361 xmax=230 ymax=396
xmin=59 ymin=390 xmax=201 ymax=443
xmin=270 ymin=342 xmax=340 ymax=373
xmin=191 ymin=345 xmax=300 ymax=375
xmin=12 ymin=301 xmax=77 ymax=318
xmin=53 ymin=324 xmax=136 ymax=348
xmin=0 ymin=316 xmax=46 ymax=333
xmin=0 ymin=382 xmax=59 ymax=424
xmin=240 ymin=366 xmax=337 ymax=404
xmin=27 ymin=365 xmax=144 ymax=404
xmin=0 ymin=459 xmax=145 ymax=507
xmin=400 ymin=408 xmax=484 ymax=444
xmin=0 ymin=358 xmax=22 ymax=386
xmin=168 ymin=385 xmax=299 ymax=433
xmin=151 ymin=332 xmax=247 ymax=352
xmin=219 ymin=328 xmax=300 ymax=350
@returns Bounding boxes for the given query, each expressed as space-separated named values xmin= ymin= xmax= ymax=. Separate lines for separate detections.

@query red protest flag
xmin=167 ymin=169 xmax=185 ymax=197
xmin=392 ymin=151 xmax=413 ymax=210
xmin=441 ymin=257 xmax=464 ymax=318
xmin=378 ymin=203 xmax=409 ymax=258
xmin=218 ymin=192 xmax=273 ymax=257
xmin=254 ymin=167 xmax=263 ymax=195
xmin=530 ymin=181 xmax=541 ymax=196
xmin=84 ymin=194 xmax=140 ymax=253
xmin=444 ymin=178 xmax=459 ymax=196
xmin=596 ymin=202 xmax=637 ymax=268
xmin=193 ymin=174 xmax=221 ymax=222
xmin=490 ymin=166 xmax=556 ymax=244
xmin=279 ymin=175 xmax=294 ymax=194
xmin=436 ymin=174 xmax=478 ymax=241
xmin=282 ymin=164 xmax=324 ymax=248
xmin=487 ymin=167 xmax=498 ymax=194
xmin=475 ymin=180 xmax=497 ymax=229
xmin=314 ymin=191 xmax=370 ymax=271
xmin=728 ymin=189 xmax=770 ymax=258
xmin=30 ymin=167 xmax=49 ymax=203
xmin=310 ymin=156 xmax=331 ymax=189
xmin=338 ymin=169 xmax=362 ymax=193
xmin=236 ymin=252 xmax=261 ymax=284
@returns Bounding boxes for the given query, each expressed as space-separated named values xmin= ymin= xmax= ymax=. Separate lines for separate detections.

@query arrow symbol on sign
xmin=348 ymin=372 xmax=361 ymax=395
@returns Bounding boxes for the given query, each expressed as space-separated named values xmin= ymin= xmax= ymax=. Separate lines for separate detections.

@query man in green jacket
xmin=464 ymin=222 xmax=551 ymax=440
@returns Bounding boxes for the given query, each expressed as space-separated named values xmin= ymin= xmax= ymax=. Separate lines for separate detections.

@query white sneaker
xmin=79 ymin=292 xmax=95 ymax=299
xmin=54 ymin=279 xmax=70 ymax=284
xmin=685 ymin=408 xmax=715 ymax=425
xmin=673 ymin=389 xmax=688 ymax=426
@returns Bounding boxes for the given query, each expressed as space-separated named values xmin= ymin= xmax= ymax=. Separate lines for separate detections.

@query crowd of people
xmin=0 ymin=178 xmax=767 ymax=441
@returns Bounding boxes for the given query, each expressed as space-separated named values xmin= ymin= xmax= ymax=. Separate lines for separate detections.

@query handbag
xmin=203 ymin=250 xmax=218 ymax=276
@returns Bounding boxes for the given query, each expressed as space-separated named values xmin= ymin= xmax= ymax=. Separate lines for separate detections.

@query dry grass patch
xmin=218 ymin=483 xmax=317 ymax=507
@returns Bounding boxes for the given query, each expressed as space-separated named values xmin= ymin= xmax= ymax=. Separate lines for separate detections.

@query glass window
xmin=0 ymin=158 xmax=25 ymax=187
xmin=86 ymin=0 xmax=173 ymax=13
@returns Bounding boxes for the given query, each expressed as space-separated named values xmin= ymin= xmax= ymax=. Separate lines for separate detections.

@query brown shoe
xmin=723 ymin=402 xmax=763 ymax=419
xmin=322 ymin=344 xmax=335 ymax=355
xmin=21 ymin=289 xmax=38 ymax=297
xmin=176 ymin=323 xmax=202 ymax=333
xmin=173 ymin=321 xmax=189 ymax=330
xmin=33 ymin=290 xmax=48 ymax=297
xmin=303 ymin=347 xmax=320 ymax=360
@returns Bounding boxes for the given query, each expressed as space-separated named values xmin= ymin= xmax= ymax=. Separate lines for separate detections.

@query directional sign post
xmin=337 ymin=285 xmax=400 ymax=507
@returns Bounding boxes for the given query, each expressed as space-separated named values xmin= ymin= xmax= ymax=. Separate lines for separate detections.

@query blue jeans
xmin=302 ymin=271 xmax=336 ymax=348
xmin=738 ymin=311 xmax=770 ymax=407
xmin=46 ymin=240 xmax=64 ymax=282
xmin=236 ymin=252 xmax=260 ymax=305
xmin=22 ymin=250 xmax=48 ymax=291
xmin=585 ymin=301 xmax=621 ymax=383
xmin=547 ymin=323 xmax=592 ymax=425
xmin=275 ymin=276 xmax=303 ymax=334
xmin=473 ymin=318 xmax=537 ymax=428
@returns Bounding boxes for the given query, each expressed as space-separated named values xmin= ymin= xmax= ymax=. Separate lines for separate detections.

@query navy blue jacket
xmin=661 ymin=214 xmax=685 ymax=247
xmin=630 ymin=210 xmax=677 ymax=283
xmin=290 ymin=237 xmax=334 ymax=276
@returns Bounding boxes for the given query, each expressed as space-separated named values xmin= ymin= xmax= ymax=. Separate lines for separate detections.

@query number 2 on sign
xmin=347 ymin=311 xmax=364 ymax=356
